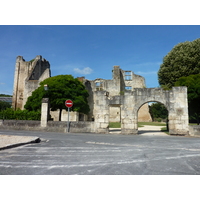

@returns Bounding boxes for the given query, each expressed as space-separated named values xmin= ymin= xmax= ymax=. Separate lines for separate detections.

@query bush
xmin=0 ymin=101 xmax=11 ymax=110
xmin=0 ymin=108 xmax=41 ymax=120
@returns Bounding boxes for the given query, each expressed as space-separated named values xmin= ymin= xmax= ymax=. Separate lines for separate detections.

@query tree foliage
xmin=0 ymin=94 xmax=12 ymax=97
xmin=24 ymin=75 xmax=90 ymax=119
xmin=175 ymin=74 xmax=200 ymax=124
xmin=0 ymin=101 xmax=11 ymax=111
xmin=158 ymin=38 xmax=200 ymax=89
xmin=149 ymin=102 xmax=168 ymax=121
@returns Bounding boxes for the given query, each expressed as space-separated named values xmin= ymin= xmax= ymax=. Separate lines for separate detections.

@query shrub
xmin=0 ymin=108 xmax=41 ymax=120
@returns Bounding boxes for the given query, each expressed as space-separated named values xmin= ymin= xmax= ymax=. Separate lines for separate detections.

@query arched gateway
xmin=94 ymin=87 xmax=189 ymax=135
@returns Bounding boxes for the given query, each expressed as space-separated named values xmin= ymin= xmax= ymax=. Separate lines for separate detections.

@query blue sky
xmin=1 ymin=25 xmax=200 ymax=95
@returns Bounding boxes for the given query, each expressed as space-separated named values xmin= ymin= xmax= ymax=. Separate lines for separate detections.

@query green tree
xmin=0 ymin=101 xmax=11 ymax=119
xmin=158 ymin=38 xmax=200 ymax=89
xmin=0 ymin=94 xmax=12 ymax=97
xmin=149 ymin=102 xmax=168 ymax=121
xmin=175 ymin=74 xmax=200 ymax=124
xmin=0 ymin=101 xmax=11 ymax=111
xmin=24 ymin=75 xmax=90 ymax=121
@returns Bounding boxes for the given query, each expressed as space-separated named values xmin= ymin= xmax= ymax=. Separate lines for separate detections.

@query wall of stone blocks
xmin=92 ymin=87 xmax=189 ymax=135
xmin=189 ymin=125 xmax=200 ymax=136
xmin=12 ymin=55 xmax=50 ymax=110
xmin=83 ymin=66 xmax=152 ymax=123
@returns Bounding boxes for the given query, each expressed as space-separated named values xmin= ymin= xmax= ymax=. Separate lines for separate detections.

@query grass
xmin=189 ymin=123 xmax=199 ymax=126
xmin=109 ymin=121 xmax=166 ymax=128
xmin=161 ymin=127 xmax=169 ymax=135
xmin=138 ymin=122 xmax=166 ymax=127
xmin=109 ymin=122 xmax=121 ymax=128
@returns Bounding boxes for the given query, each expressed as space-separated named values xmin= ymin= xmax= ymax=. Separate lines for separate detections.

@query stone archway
xmin=94 ymin=87 xmax=189 ymax=136
xmin=120 ymin=87 xmax=189 ymax=135
xmin=137 ymin=101 xmax=169 ymax=133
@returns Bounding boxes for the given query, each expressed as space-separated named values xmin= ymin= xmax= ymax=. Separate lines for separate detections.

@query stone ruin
xmin=92 ymin=86 xmax=189 ymax=135
xmin=12 ymin=56 xmax=189 ymax=135
xmin=80 ymin=65 xmax=152 ymax=123
xmin=12 ymin=56 xmax=152 ymax=123
xmin=12 ymin=55 xmax=51 ymax=110
xmin=80 ymin=66 xmax=189 ymax=135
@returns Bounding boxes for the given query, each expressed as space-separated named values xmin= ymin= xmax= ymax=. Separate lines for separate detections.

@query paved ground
xmin=109 ymin=125 xmax=167 ymax=136
xmin=1 ymin=127 xmax=200 ymax=175
xmin=138 ymin=125 xmax=167 ymax=136
xmin=0 ymin=125 xmax=166 ymax=150
xmin=0 ymin=135 xmax=40 ymax=150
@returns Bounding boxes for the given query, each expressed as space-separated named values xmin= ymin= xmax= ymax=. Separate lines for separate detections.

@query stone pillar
xmin=41 ymin=98 xmax=50 ymax=127
xmin=168 ymin=87 xmax=189 ymax=135
xmin=121 ymin=92 xmax=138 ymax=134
xmin=93 ymin=91 xmax=109 ymax=133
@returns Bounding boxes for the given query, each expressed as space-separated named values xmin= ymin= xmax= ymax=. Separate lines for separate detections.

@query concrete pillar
xmin=41 ymin=98 xmax=50 ymax=127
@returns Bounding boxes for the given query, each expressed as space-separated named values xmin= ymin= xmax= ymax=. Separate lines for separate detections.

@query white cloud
xmin=73 ymin=67 xmax=93 ymax=75
xmin=0 ymin=82 xmax=5 ymax=85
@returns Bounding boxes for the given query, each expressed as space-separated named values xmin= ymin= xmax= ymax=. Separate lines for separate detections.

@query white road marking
xmin=1 ymin=153 xmax=200 ymax=169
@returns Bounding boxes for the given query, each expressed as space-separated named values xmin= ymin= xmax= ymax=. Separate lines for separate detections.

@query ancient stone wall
xmin=82 ymin=65 xmax=152 ymax=122
xmin=93 ymin=87 xmax=189 ymax=135
xmin=12 ymin=55 xmax=51 ymax=110
xmin=50 ymin=110 xmax=87 ymax=122
xmin=138 ymin=104 xmax=152 ymax=122
xmin=109 ymin=106 xmax=121 ymax=122
xmin=135 ymin=87 xmax=189 ymax=135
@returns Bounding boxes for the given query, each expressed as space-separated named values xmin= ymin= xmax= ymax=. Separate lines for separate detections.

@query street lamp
xmin=41 ymin=84 xmax=50 ymax=127
xmin=44 ymin=84 xmax=48 ymax=91
xmin=44 ymin=84 xmax=49 ymax=98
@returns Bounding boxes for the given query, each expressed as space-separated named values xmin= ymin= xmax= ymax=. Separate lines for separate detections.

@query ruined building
xmin=80 ymin=66 xmax=152 ymax=122
xmin=12 ymin=55 xmax=151 ymax=122
xmin=12 ymin=55 xmax=51 ymax=110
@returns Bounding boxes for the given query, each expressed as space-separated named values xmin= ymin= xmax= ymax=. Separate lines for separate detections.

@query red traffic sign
xmin=65 ymin=99 xmax=73 ymax=108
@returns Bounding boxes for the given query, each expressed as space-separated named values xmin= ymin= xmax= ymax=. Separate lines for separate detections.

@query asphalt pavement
xmin=1 ymin=128 xmax=200 ymax=175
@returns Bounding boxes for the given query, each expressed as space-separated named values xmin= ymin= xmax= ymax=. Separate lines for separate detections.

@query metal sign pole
xmin=68 ymin=107 xmax=70 ymax=132
xmin=65 ymin=99 xmax=73 ymax=133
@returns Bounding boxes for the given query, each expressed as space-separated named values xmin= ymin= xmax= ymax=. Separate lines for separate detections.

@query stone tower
xmin=12 ymin=55 xmax=51 ymax=110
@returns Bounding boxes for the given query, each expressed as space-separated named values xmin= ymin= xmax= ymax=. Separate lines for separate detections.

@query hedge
xmin=0 ymin=108 xmax=41 ymax=120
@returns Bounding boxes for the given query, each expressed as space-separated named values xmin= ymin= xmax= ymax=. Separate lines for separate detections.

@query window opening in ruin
xmin=96 ymin=82 xmax=103 ymax=91
xmin=125 ymin=86 xmax=132 ymax=90
xmin=109 ymin=105 xmax=121 ymax=134
xmin=125 ymin=71 xmax=132 ymax=80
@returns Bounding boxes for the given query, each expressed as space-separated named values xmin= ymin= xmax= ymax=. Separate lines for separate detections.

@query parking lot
xmin=1 ymin=128 xmax=200 ymax=175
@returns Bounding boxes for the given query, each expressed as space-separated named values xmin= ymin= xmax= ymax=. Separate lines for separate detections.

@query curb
xmin=0 ymin=136 xmax=41 ymax=150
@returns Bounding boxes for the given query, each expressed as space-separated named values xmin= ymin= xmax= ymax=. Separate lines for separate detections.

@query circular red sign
xmin=65 ymin=99 xmax=73 ymax=108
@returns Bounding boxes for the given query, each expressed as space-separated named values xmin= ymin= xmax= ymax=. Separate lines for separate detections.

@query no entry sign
xmin=65 ymin=99 xmax=73 ymax=108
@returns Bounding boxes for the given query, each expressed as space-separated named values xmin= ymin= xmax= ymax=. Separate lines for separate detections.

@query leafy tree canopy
xmin=24 ymin=75 xmax=90 ymax=117
xmin=175 ymin=74 xmax=200 ymax=124
xmin=149 ymin=102 xmax=168 ymax=121
xmin=158 ymin=38 xmax=200 ymax=89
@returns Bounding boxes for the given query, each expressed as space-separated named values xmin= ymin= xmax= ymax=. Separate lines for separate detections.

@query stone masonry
xmin=80 ymin=66 xmax=152 ymax=123
xmin=12 ymin=55 xmax=51 ymax=110
xmin=12 ymin=56 xmax=189 ymax=135
xmin=92 ymin=86 xmax=189 ymax=135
